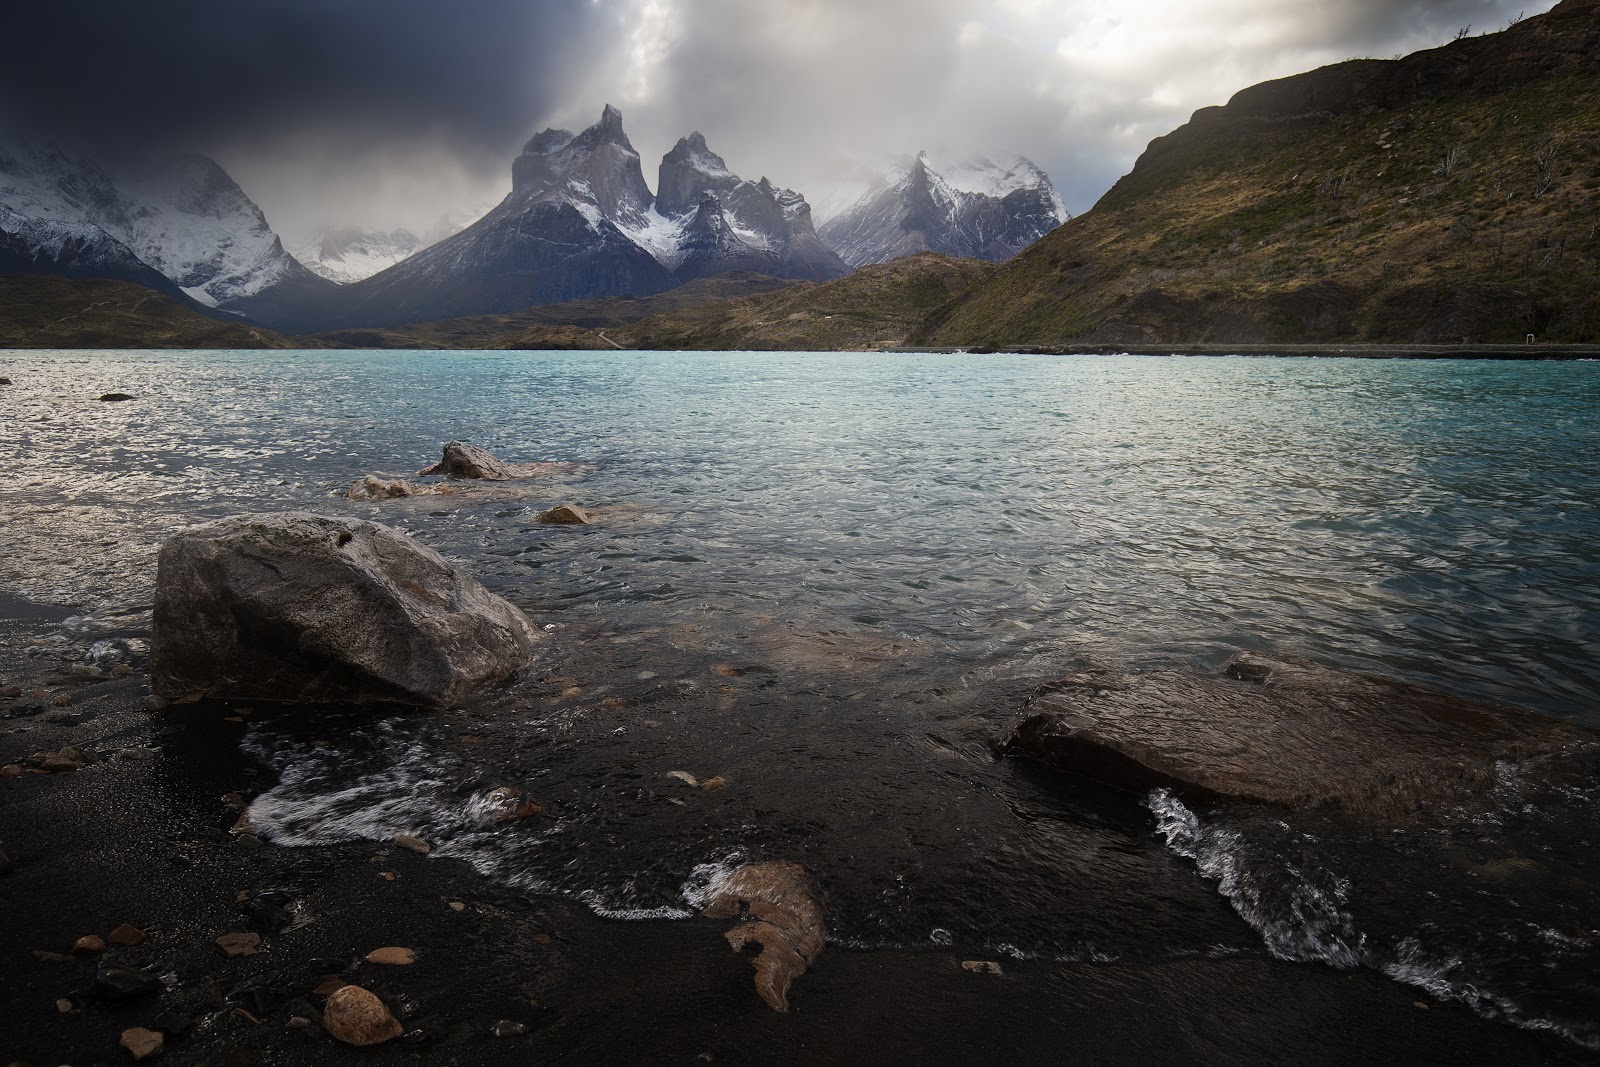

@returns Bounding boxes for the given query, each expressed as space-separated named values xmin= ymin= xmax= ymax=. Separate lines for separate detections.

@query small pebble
xmin=51 ymin=694 xmax=71 ymax=707
xmin=365 ymin=946 xmax=415 ymax=965
xmin=448 ymin=901 xmax=466 ymax=912
xmin=113 ymin=663 xmax=136 ymax=677
xmin=961 ymin=960 xmax=1003 ymax=975
xmin=493 ymin=1020 xmax=528 ymax=1038
xmin=0 ymin=765 xmax=22 ymax=777
xmin=56 ymin=998 xmax=73 ymax=1013
xmin=2 ymin=684 xmax=22 ymax=697
xmin=74 ymin=934 xmax=106 ymax=954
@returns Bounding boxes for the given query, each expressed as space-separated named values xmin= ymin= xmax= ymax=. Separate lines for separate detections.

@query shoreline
xmin=890 ymin=343 xmax=1600 ymax=360
xmin=0 ymin=603 xmax=1581 ymax=1065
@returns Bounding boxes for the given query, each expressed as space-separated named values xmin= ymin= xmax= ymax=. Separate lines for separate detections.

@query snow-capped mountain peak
xmin=0 ymin=135 xmax=333 ymax=324
xmin=818 ymin=152 xmax=1068 ymax=267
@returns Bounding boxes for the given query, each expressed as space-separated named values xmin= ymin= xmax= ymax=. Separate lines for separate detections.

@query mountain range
xmin=0 ymin=106 xmax=1068 ymax=332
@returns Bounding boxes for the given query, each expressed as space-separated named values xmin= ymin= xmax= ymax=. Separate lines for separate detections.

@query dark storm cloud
xmin=0 ymin=0 xmax=609 ymax=159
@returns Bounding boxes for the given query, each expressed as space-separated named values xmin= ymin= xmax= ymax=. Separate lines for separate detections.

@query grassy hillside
xmin=925 ymin=1 xmax=1600 ymax=346
xmin=619 ymin=253 xmax=996 ymax=350
xmin=0 ymin=275 xmax=295 ymax=349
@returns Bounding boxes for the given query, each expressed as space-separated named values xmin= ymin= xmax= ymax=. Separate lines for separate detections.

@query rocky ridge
xmin=331 ymin=107 xmax=846 ymax=328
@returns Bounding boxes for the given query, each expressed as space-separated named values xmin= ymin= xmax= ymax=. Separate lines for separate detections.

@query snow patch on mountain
xmin=818 ymin=152 xmax=1069 ymax=267
xmin=0 ymin=136 xmax=332 ymax=321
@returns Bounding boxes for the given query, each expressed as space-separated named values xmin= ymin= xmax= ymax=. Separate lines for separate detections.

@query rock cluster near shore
xmin=999 ymin=652 xmax=1598 ymax=820
xmin=151 ymin=512 xmax=539 ymax=709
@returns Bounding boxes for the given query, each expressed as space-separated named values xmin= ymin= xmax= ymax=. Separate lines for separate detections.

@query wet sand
xmin=0 ymin=610 xmax=1579 ymax=1066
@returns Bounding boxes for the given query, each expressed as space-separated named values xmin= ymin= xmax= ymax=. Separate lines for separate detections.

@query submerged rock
xmin=536 ymin=503 xmax=593 ymax=525
xmin=419 ymin=440 xmax=531 ymax=480
xmin=346 ymin=475 xmax=421 ymax=500
xmin=323 ymin=985 xmax=403 ymax=1046
xmin=151 ymin=512 xmax=538 ymax=709
xmin=998 ymin=652 xmax=1598 ymax=821
xmin=702 ymin=860 xmax=825 ymax=1012
xmin=99 ymin=392 xmax=135 ymax=402
xmin=95 ymin=964 xmax=162 ymax=1001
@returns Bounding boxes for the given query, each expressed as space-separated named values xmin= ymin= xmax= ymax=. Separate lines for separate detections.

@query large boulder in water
xmin=999 ymin=652 xmax=1596 ymax=821
xmin=151 ymin=512 xmax=538 ymax=708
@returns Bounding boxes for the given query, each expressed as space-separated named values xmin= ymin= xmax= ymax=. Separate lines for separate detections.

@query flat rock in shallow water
xmin=151 ymin=512 xmax=538 ymax=709
xmin=998 ymin=652 xmax=1597 ymax=821
xmin=702 ymin=860 xmax=825 ymax=1012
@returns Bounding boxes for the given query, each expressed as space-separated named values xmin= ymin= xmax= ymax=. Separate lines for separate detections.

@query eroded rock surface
xmin=537 ymin=503 xmax=593 ymax=525
xmin=151 ymin=512 xmax=538 ymax=708
xmin=419 ymin=440 xmax=534 ymax=480
xmin=347 ymin=475 xmax=420 ymax=500
xmin=999 ymin=652 xmax=1597 ymax=821
xmin=702 ymin=860 xmax=825 ymax=1012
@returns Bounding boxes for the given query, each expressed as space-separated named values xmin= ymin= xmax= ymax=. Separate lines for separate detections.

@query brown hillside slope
xmin=0 ymin=276 xmax=295 ymax=349
xmin=620 ymin=252 xmax=996 ymax=350
xmin=924 ymin=0 xmax=1600 ymax=347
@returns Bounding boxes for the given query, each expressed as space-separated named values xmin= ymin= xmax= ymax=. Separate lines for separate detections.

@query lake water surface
xmin=3 ymin=350 xmax=1598 ymax=1047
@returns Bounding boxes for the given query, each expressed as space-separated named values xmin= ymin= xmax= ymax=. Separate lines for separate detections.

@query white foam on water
xmin=1147 ymin=789 xmax=1367 ymax=968
xmin=1147 ymin=788 xmax=1600 ymax=1051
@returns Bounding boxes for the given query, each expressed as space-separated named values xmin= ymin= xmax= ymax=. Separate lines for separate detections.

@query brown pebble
xmin=378 ymin=871 xmax=397 ymax=881
xmin=1 ymin=684 xmax=22 ymax=697
xmin=323 ymin=984 xmax=402 ymax=1046
xmin=120 ymin=1025 xmax=164 ymax=1060
xmin=0 ymin=764 xmax=22 ymax=777
xmin=56 ymin=998 xmax=73 ymax=1013
xmin=108 ymin=924 xmax=146 ymax=947
xmin=39 ymin=754 xmax=80 ymax=773
xmin=712 ymin=664 xmax=745 ymax=677
xmin=215 ymin=932 xmax=262 ymax=958
xmin=365 ymin=946 xmax=415 ymax=965
xmin=560 ymin=686 xmax=583 ymax=698
xmin=51 ymin=694 xmax=71 ymax=707
xmin=73 ymin=934 xmax=105 ymax=954
xmin=448 ymin=901 xmax=466 ymax=912
xmin=700 ymin=777 xmax=727 ymax=792
xmin=30 ymin=688 xmax=49 ymax=699
xmin=961 ymin=960 xmax=1004 ymax=975
xmin=113 ymin=663 xmax=135 ymax=677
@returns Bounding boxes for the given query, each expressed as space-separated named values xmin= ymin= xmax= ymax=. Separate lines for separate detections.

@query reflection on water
xmin=3 ymin=349 xmax=1599 ymax=1046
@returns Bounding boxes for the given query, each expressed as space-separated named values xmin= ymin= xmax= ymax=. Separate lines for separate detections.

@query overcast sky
xmin=1 ymin=0 xmax=1556 ymax=240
